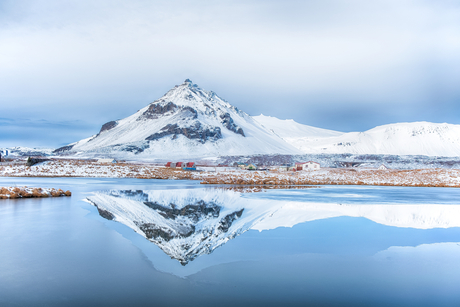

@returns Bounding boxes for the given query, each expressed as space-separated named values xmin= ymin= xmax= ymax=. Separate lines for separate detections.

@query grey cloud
xmin=1 ymin=0 xmax=460 ymax=146
xmin=2 ymin=118 xmax=98 ymax=148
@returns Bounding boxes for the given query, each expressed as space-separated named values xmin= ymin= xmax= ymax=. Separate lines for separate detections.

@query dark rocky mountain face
xmin=145 ymin=122 xmax=222 ymax=143
xmin=220 ymin=112 xmax=245 ymax=137
xmin=138 ymin=101 xmax=180 ymax=120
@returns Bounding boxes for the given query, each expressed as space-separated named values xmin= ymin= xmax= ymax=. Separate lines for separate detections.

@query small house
xmin=246 ymin=164 xmax=257 ymax=170
xmin=97 ymin=159 xmax=117 ymax=164
xmin=183 ymin=162 xmax=196 ymax=170
xmin=165 ymin=162 xmax=172 ymax=167
xmin=296 ymin=161 xmax=320 ymax=170
xmin=175 ymin=162 xmax=185 ymax=169
xmin=378 ymin=164 xmax=388 ymax=170
xmin=236 ymin=163 xmax=248 ymax=169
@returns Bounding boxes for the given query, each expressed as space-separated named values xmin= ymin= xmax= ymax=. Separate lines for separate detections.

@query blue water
xmin=1 ymin=177 xmax=460 ymax=307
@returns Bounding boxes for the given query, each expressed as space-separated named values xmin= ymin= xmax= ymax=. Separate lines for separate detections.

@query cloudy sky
xmin=2 ymin=0 xmax=460 ymax=148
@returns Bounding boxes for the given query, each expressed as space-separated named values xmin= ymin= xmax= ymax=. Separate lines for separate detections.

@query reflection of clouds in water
xmin=374 ymin=242 xmax=460 ymax=262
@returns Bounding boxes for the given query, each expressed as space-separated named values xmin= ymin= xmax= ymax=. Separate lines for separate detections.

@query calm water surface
xmin=1 ymin=177 xmax=460 ymax=307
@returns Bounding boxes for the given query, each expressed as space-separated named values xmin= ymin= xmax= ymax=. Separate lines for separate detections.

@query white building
xmin=296 ymin=161 xmax=321 ymax=170
xmin=378 ymin=164 xmax=388 ymax=170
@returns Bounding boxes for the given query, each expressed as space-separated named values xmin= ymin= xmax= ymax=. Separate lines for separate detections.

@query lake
xmin=1 ymin=177 xmax=460 ymax=307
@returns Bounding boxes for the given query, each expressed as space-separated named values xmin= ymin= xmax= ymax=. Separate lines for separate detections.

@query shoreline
xmin=0 ymin=160 xmax=459 ymax=188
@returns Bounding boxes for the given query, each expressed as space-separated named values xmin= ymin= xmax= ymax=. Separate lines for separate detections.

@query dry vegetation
xmin=200 ymin=168 xmax=460 ymax=188
xmin=0 ymin=159 xmax=459 ymax=188
xmin=0 ymin=186 xmax=71 ymax=199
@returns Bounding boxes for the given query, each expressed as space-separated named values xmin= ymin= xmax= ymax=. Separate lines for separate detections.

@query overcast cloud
xmin=1 ymin=0 xmax=460 ymax=147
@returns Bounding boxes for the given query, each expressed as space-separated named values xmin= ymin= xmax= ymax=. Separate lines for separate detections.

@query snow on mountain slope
xmin=291 ymin=122 xmax=460 ymax=156
xmin=56 ymin=80 xmax=300 ymax=159
xmin=253 ymin=114 xmax=343 ymax=139
xmin=256 ymin=119 xmax=460 ymax=157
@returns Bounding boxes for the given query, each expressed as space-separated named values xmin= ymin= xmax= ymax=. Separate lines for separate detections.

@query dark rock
xmin=99 ymin=121 xmax=118 ymax=133
xmin=52 ymin=144 xmax=75 ymax=154
xmin=109 ymin=190 xmax=150 ymax=202
xmin=136 ymin=222 xmax=195 ymax=241
xmin=219 ymin=113 xmax=245 ymax=137
xmin=143 ymin=200 xmax=221 ymax=223
xmin=96 ymin=207 xmax=115 ymax=220
xmin=218 ymin=209 xmax=244 ymax=233
xmin=111 ymin=144 xmax=150 ymax=154
xmin=26 ymin=157 xmax=50 ymax=166
xmin=145 ymin=122 xmax=222 ymax=143
xmin=136 ymin=223 xmax=175 ymax=241
xmin=139 ymin=102 xmax=178 ymax=120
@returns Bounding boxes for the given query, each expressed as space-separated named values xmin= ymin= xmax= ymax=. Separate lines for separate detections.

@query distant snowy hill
xmin=289 ymin=122 xmax=460 ymax=157
xmin=1 ymin=147 xmax=54 ymax=157
xmin=56 ymin=79 xmax=300 ymax=159
xmin=253 ymin=117 xmax=460 ymax=157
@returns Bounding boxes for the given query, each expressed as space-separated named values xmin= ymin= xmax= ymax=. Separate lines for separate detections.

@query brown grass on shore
xmin=199 ymin=168 xmax=460 ymax=188
xmin=0 ymin=187 xmax=71 ymax=199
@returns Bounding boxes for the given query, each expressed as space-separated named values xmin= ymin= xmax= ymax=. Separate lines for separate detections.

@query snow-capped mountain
xmin=52 ymin=79 xmax=460 ymax=158
xmin=253 ymin=116 xmax=460 ymax=157
xmin=55 ymin=79 xmax=300 ymax=159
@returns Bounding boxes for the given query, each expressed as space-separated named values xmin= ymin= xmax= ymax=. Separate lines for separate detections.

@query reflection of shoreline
xmin=374 ymin=242 xmax=460 ymax=261
xmin=210 ymin=185 xmax=320 ymax=193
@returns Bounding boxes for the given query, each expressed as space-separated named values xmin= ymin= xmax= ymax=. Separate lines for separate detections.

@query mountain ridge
xmin=254 ymin=118 xmax=460 ymax=157
xmin=53 ymin=80 xmax=460 ymax=159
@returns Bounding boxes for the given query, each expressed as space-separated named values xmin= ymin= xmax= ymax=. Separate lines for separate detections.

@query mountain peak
xmin=56 ymin=79 xmax=301 ymax=158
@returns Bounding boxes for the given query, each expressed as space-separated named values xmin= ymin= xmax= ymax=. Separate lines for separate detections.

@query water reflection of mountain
xmin=87 ymin=189 xmax=460 ymax=265
xmin=86 ymin=189 xmax=276 ymax=265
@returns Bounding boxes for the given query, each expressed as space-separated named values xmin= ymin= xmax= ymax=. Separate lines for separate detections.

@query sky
xmin=1 ymin=0 xmax=460 ymax=148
